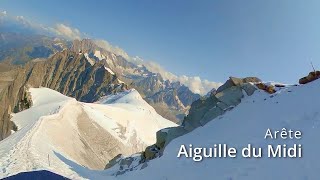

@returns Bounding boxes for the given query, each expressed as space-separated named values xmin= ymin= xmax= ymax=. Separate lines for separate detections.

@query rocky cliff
xmin=0 ymin=50 xmax=127 ymax=140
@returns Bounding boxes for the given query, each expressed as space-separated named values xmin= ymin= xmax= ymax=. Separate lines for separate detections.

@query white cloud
xmin=177 ymin=76 xmax=222 ymax=95
xmin=0 ymin=11 xmax=57 ymax=36
xmin=15 ymin=15 xmax=24 ymax=21
xmin=93 ymin=40 xmax=129 ymax=59
xmin=5 ymin=16 xmax=83 ymax=40
xmin=0 ymin=11 xmax=7 ymax=21
xmin=53 ymin=24 xmax=82 ymax=40
xmin=133 ymin=58 xmax=222 ymax=95
xmin=0 ymin=11 xmax=7 ymax=16
xmin=14 ymin=15 xmax=32 ymax=27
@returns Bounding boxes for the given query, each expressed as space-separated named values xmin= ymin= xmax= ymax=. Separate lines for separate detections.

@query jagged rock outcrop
xmin=0 ymin=63 xmax=23 ymax=139
xmin=142 ymin=76 xmax=262 ymax=160
xmin=0 ymin=84 xmax=30 ymax=139
xmin=183 ymin=76 xmax=260 ymax=131
xmin=0 ymin=50 xmax=127 ymax=140
xmin=216 ymin=76 xmax=261 ymax=93
xmin=13 ymin=85 xmax=32 ymax=113
xmin=299 ymin=71 xmax=320 ymax=84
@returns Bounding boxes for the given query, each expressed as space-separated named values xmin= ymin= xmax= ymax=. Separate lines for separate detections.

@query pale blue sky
xmin=1 ymin=0 xmax=320 ymax=83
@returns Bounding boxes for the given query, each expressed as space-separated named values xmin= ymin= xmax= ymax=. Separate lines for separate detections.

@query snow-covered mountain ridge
xmin=0 ymin=88 xmax=176 ymax=179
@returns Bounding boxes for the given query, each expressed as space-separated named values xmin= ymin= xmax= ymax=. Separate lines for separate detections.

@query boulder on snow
xmin=255 ymin=83 xmax=276 ymax=94
xmin=144 ymin=144 xmax=160 ymax=160
xmin=299 ymin=71 xmax=320 ymax=84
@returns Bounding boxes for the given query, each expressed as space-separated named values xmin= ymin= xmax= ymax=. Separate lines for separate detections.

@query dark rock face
xmin=0 ymin=50 xmax=127 ymax=140
xmin=13 ymin=86 xmax=32 ymax=113
xmin=0 ymin=66 xmax=32 ymax=139
xmin=39 ymin=50 xmax=127 ymax=102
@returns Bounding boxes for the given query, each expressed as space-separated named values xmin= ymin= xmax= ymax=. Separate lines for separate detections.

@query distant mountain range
xmin=0 ymin=32 xmax=69 ymax=64
xmin=0 ymin=33 xmax=202 ymax=129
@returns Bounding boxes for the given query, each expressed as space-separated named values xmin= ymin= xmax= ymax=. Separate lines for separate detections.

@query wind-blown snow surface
xmin=114 ymin=79 xmax=320 ymax=180
xmin=0 ymin=88 xmax=176 ymax=179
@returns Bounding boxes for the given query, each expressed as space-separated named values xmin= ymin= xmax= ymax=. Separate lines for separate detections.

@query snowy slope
xmin=112 ymin=79 xmax=320 ymax=180
xmin=89 ymin=89 xmax=175 ymax=145
xmin=0 ymin=88 xmax=176 ymax=179
xmin=3 ymin=79 xmax=320 ymax=180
